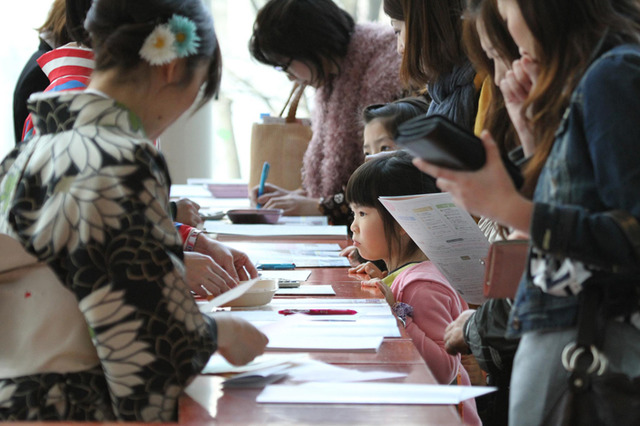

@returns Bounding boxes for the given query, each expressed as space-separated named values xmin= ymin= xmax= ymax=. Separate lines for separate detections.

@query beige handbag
xmin=248 ymin=83 xmax=312 ymax=191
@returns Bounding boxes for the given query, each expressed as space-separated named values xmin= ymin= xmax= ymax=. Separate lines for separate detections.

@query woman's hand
xmin=349 ymin=261 xmax=387 ymax=280
xmin=361 ymin=278 xmax=395 ymax=306
xmin=499 ymin=55 xmax=539 ymax=156
xmin=249 ymin=182 xmax=292 ymax=206
xmin=183 ymin=252 xmax=236 ymax=297
xmin=444 ymin=309 xmax=475 ymax=355
xmin=193 ymin=234 xmax=259 ymax=282
xmin=412 ymin=131 xmax=533 ymax=234
xmin=175 ymin=198 xmax=203 ymax=227
xmin=213 ymin=313 xmax=269 ymax=366
xmin=262 ymin=193 xmax=322 ymax=216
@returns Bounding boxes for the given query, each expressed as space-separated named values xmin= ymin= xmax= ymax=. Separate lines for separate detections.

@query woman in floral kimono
xmin=0 ymin=0 xmax=268 ymax=421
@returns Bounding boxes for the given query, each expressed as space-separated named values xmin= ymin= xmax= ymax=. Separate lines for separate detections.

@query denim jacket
xmin=508 ymin=44 xmax=640 ymax=337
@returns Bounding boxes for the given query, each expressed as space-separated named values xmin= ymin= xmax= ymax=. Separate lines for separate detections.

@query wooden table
xmin=178 ymin=265 xmax=463 ymax=425
xmin=20 ymin=241 xmax=463 ymax=425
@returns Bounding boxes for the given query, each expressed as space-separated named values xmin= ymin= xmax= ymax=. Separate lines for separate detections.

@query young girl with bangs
xmin=346 ymin=151 xmax=481 ymax=426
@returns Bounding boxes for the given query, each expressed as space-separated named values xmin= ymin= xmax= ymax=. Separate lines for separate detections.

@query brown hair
xmin=514 ymin=0 xmax=640 ymax=197
xmin=383 ymin=0 xmax=467 ymax=87
xmin=37 ymin=0 xmax=72 ymax=47
xmin=463 ymin=0 xmax=520 ymax=154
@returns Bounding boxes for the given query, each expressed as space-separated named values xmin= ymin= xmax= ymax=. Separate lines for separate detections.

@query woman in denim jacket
xmin=415 ymin=0 xmax=640 ymax=424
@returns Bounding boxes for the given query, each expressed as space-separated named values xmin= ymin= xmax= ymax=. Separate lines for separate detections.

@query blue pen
xmin=256 ymin=161 xmax=270 ymax=208
xmin=258 ymin=263 xmax=296 ymax=270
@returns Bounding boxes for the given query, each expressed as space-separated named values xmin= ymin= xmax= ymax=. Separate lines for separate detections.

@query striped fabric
xmin=21 ymin=44 xmax=94 ymax=141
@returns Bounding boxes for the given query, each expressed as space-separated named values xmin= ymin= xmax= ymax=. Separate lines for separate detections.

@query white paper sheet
xmin=275 ymin=285 xmax=336 ymax=296
xmin=200 ymin=277 xmax=261 ymax=311
xmin=223 ymin=242 xmax=350 ymax=267
xmin=282 ymin=359 xmax=407 ymax=383
xmin=203 ymin=222 xmax=348 ymax=240
xmin=208 ymin=355 xmax=406 ymax=388
xmin=204 ymin=353 xmax=310 ymax=375
xmin=257 ymin=382 xmax=497 ymax=404
xmin=265 ymin=335 xmax=384 ymax=352
xmin=170 ymin=184 xmax=212 ymax=199
xmin=258 ymin=269 xmax=312 ymax=282
xmin=379 ymin=193 xmax=490 ymax=304
xmin=278 ymin=216 xmax=329 ymax=226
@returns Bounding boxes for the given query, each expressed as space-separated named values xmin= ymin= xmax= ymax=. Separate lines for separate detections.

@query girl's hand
xmin=349 ymin=261 xmax=387 ymax=279
xmin=499 ymin=56 xmax=540 ymax=156
xmin=412 ymin=131 xmax=533 ymax=234
xmin=361 ymin=278 xmax=395 ymax=306
xmin=339 ymin=245 xmax=361 ymax=267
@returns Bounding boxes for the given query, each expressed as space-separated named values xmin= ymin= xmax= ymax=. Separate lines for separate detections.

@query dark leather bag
xmin=561 ymin=279 xmax=640 ymax=426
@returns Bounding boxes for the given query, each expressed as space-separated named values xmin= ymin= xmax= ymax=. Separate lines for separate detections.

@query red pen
xmin=278 ymin=309 xmax=357 ymax=316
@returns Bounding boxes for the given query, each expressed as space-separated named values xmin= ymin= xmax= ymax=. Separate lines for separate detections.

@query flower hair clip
xmin=139 ymin=14 xmax=201 ymax=66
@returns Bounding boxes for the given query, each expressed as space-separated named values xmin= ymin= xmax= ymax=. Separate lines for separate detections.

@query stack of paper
xmin=202 ymin=299 xmax=399 ymax=352
xmin=225 ymin=242 xmax=350 ymax=268
xmin=204 ymin=222 xmax=348 ymax=240
xmin=257 ymin=382 xmax=496 ymax=404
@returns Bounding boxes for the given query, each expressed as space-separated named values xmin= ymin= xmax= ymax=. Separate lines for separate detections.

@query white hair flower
xmin=139 ymin=24 xmax=177 ymax=66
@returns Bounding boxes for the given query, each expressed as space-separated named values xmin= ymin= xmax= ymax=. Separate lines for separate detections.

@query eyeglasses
xmin=274 ymin=59 xmax=293 ymax=74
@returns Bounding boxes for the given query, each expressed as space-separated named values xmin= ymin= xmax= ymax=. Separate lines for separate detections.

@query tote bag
xmin=249 ymin=83 xmax=312 ymax=191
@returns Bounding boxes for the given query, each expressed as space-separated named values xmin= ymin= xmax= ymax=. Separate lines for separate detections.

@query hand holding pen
xmin=256 ymin=161 xmax=270 ymax=209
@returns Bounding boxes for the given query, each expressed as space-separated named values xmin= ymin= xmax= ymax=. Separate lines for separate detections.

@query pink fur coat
xmin=302 ymin=23 xmax=404 ymax=198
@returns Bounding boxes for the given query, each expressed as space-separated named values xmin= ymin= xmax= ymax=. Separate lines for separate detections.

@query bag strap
xmin=562 ymin=279 xmax=608 ymax=382
xmin=278 ymin=82 xmax=307 ymax=123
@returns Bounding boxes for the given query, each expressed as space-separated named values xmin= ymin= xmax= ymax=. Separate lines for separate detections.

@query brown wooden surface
xmin=179 ymin=262 xmax=463 ymax=425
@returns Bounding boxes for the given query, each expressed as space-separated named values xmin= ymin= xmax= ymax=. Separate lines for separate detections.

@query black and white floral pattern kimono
xmin=0 ymin=91 xmax=217 ymax=421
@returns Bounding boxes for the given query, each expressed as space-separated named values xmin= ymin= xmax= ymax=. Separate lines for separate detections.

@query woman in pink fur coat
xmin=249 ymin=0 xmax=404 ymax=225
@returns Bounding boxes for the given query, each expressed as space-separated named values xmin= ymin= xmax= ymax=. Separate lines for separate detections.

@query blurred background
xmin=1 ymin=0 xmax=387 ymax=183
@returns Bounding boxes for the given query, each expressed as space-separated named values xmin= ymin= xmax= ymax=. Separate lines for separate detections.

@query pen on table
xmin=278 ymin=309 xmax=358 ymax=316
xmin=258 ymin=263 xmax=296 ymax=270
xmin=256 ymin=161 xmax=270 ymax=208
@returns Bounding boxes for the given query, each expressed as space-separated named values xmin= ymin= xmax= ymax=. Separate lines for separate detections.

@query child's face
xmin=363 ymin=119 xmax=396 ymax=156
xmin=349 ymin=204 xmax=388 ymax=261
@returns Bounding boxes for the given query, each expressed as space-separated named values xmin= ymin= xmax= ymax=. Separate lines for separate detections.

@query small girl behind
xmin=345 ymin=150 xmax=481 ymax=425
